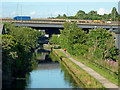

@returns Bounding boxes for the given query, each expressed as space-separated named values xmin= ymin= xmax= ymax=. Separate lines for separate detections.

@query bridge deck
xmin=1 ymin=18 xmax=120 ymax=29
xmin=2 ymin=20 xmax=120 ymax=25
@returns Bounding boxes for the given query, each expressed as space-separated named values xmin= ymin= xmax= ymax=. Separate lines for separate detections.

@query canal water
xmin=26 ymin=49 xmax=79 ymax=88
xmin=3 ymin=48 xmax=80 ymax=89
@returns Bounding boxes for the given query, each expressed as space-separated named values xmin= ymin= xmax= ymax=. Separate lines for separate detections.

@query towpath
xmin=59 ymin=49 xmax=118 ymax=88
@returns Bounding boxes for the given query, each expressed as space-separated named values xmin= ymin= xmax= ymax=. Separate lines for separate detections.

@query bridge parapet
xmin=2 ymin=18 xmax=120 ymax=26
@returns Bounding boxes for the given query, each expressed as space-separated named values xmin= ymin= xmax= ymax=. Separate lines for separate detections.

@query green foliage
xmin=49 ymin=34 xmax=59 ymax=44
xmin=2 ymin=35 xmax=18 ymax=73
xmin=75 ymin=10 xmax=86 ymax=19
xmin=56 ymin=14 xmax=67 ymax=19
xmin=48 ymin=52 xmax=59 ymax=62
xmin=2 ymin=23 xmax=41 ymax=78
xmin=2 ymin=35 xmax=29 ymax=77
xmin=53 ymin=7 xmax=120 ymax=21
xmin=55 ymin=22 xmax=88 ymax=56
xmin=50 ymin=20 xmax=119 ymax=85
xmin=111 ymin=7 xmax=119 ymax=21
xmin=87 ymin=28 xmax=118 ymax=61
xmin=73 ymin=43 xmax=88 ymax=56
xmin=51 ymin=21 xmax=119 ymax=74
xmin=93 ymin=49 xmax=103 ymax=59
xmin=51 ymin=21 xmax=119 ymax=61
xmin=4 ymin=23 xmax=41 ymax=52
xmin=55 ymin=49 xmax=104 ymax=88
xmin=108 ymin=46 xmax=119 ymax=60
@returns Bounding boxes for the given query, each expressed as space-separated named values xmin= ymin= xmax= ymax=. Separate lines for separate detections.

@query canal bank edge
xmin=52 ymin=50 xmax=86 ymax=88
xmin=55 ymin=49 xmax=119 ymax=88
xmin=52 ymin=49 xmax=104 ymax=88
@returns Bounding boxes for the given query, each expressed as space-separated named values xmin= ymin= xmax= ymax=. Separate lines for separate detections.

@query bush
xmin=2 ymin=23 xmax=41 ymax=78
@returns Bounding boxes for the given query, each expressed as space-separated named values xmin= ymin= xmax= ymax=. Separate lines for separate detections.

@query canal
xmin=3 ymin=48 xmax=81 ymax=89
xmin=26 ymin=49 xmax=79 ymax=88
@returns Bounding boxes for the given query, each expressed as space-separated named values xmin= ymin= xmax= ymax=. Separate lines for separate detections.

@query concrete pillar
xmin=0 ymin=16 xmax=2 ymax=90
xmin=115 ymin=34 xmax=120 ymax=49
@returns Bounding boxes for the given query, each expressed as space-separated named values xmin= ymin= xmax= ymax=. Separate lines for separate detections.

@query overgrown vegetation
xmin=49 ymin=22 xmax=119 ymax=85
xmin=53 ymin=49 xmax=104 ymax=88
xmin=2 ymin=23 xmax=41 ymax=78
xmin=49 ymin=34 xmax=60 ymax=45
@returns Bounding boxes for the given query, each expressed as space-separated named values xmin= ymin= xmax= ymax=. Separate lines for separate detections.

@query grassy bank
xmin=44 ymin=44 xmax=118 ymax=86
xmin=67 ymin=53 xmax=118 ymax=86
xmin=53 ymin=49 xmax=104 ymax=88
xmin=55 ymin=49 xmax=118 ymax=86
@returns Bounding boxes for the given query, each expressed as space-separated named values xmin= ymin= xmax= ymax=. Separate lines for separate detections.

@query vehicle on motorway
xmin=13 ymin=16 xmax=31 ymax=21
xmin=92 ymin=20 xmax=105 ymax=23
xmin=4 ymin=17 xmax=112 ymax=24
xmin=106 ymin=21 xmax=111 ymax=23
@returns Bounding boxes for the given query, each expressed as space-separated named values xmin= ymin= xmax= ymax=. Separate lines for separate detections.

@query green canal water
xmin=3 ymin=49 xmax=81 ymax=89
xmin=26 ymin=49 xmax=80 ymax=88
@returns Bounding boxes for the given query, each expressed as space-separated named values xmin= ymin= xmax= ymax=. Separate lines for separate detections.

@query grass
xmin=55 ymin=49 xmax=118 ymax=86
xmin=70 ymin=55 xmax=118 ymax=86
xmin=44 ymin=44 xmax=118 ymax=86
xmin=43 ymin=44 xmax=60 ymax=49
xmin=55 ymin=49 xmax=67 ymax=58
xmin=43 ymin=44 xmax=52 ymax=49
xmin=54 ymin=49 xmax=104 ymax=88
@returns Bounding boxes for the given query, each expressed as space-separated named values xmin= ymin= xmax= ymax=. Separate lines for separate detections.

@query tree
xmin=49 ymin=34 xmax=59 ymax=44
xmin=4 ymin=23 xmax=41 ymax=52
xmin=56 ymin=14 xmax=61 ymax=18
xmin=102 ymin=14 xmax=109 ymax=20
xmin=58 ymin=22 xmax=88 ymax=55
xmin=87 ymin=28 xmax=119 ymax=61
xmin=88 ymin=10 xmax=97 ymax=15
xmin=111 ymin=7 xmax=118 ymax=21
xmin=2 ymin=23 xmax=41 ymax=78
xmin=76 ymin=10 xmax=85 ymax=16
xmin=75 ymin=10 xmax=86 ymax=19
xmin=53 ymin=7 xmax=118 ymax=21
xmin=63 ymin=14 xmax=67 ymax=18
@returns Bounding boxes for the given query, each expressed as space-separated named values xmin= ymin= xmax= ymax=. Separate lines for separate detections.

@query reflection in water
xmin=26 ymin=50 xmax=80 ymax=88
xmin=36 ymin=63 xmax=59 ymax=70
xmin=26 ymin=64 xmax=69 ymax=88
xmin=3 ymin=48 xmax=80 ymax=89
xmin=60 ymin=63 xmax=80 ymax=88
xmin=2 ymin=72 xmax=30 ymax=89
xmin=26 ymin=63 xmax=79 ymax=88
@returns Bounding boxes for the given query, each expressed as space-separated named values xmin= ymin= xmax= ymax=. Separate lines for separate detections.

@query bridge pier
xmin=110 ymin=28 xmax=120 ymax=50
xmin=0 ymin=21 xmax=2 ymax=90
xmin=115 ymin=34 xmax=120 ymax=49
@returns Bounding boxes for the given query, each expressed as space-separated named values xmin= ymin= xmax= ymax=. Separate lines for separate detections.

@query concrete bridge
xmin=1 ymin=18 xmax=120 ymax=49
xmin=12 ymin=22 xmax=119 ymax=30
xmin=2 ymin=18 xmax=119 ymax=29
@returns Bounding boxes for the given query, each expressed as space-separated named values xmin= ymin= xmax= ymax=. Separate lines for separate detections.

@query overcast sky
xmin=1 ymin=1 xmax=119 ymax=18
